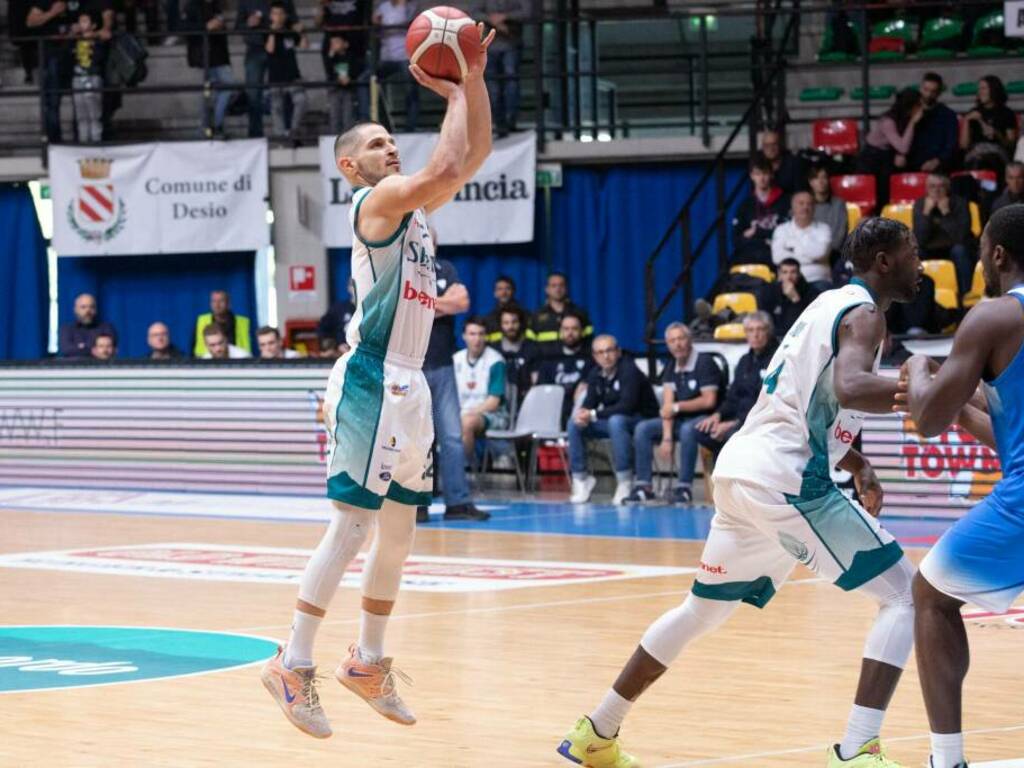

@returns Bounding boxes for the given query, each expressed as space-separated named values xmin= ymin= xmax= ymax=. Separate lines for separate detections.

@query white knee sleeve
xmin=639 ymin=594 xmax=739 ymax=667
xmin=858 ymin=556 xmax=916 ymax=668
xmin=298 ymin=501 xmax=373 ymax=609
xmin=361 ymin=501 xmax=416 ymax=602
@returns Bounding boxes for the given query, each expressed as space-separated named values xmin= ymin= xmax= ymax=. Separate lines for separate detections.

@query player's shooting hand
xmin=462 ymin=23 xmax=496 ymax=81
xmin=408 ymin=64 xmax=460 ymax=99
xmin=853 ymin=461 xmax=883 ymax=517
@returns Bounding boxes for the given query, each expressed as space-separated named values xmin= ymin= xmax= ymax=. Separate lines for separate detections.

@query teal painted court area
xmin=0 ymin=626 xmax=279 ymax=693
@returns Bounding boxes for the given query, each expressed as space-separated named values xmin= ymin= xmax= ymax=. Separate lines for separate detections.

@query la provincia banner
xmin=318 ymin=130 xmax=536 ymax=247
xmin=49 ymin=140 xmax=269 ymax=256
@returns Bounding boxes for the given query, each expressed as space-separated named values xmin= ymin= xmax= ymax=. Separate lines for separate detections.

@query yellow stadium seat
xmin=969 ymin=201 xmax=981 ymax=238
xmin=846 ymin=202 xmax=862 ymax=233
xmin=713 ymin=323 xmax=747 ymax=341
xmin=729 ymin=263 xmax=775 ymax=282
xmin=963 ymin=261 xmax=985 ymax=308
xmin=935 ymin=287 xmax=960 ymax=333
xmin=711 ymin=292 xmax=758 ymax=316
xmin=921 ymin=259 xmax=958 ymax=295
xmin=881 ymin=203 xmax=913 ymax=228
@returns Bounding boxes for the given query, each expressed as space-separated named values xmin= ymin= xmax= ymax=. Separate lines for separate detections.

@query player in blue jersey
xmin=903 ymin=204 xmax=1024 ymax=768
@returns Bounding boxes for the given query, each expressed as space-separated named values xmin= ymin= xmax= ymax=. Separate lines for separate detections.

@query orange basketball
xmin=405 ymin=6 xmax=481 ymax=83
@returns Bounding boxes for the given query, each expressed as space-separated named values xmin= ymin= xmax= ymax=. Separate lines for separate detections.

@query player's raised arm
xmin=833 ymin=304 xmax=898 ymax=413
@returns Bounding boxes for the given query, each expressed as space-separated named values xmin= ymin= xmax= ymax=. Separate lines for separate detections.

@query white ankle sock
xmin=929 ymin=732 xmax=964 ymax=768
xmin=589 ymin=689 xmax=632 ymax=739
xmin=358 ymin=610 xmax=389 ymax=662
xmin=838 ymin=704 xmax=885 ymax=759
xmin=284 ymin=610 xmax=321 ymax=668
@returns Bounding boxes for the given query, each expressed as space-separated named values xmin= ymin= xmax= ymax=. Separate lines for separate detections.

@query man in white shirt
xmin=201 ymin=324 xmax=252 ymax=359
xmin=453 ymin=316 xmax=508 ymax=460
xmin=257 ymin=325 xmax=302 ymax=358
xmin=771 ymin=191 xmax=833 ymax=290
xmin=357 ymin=0 xmax=419 ymax=130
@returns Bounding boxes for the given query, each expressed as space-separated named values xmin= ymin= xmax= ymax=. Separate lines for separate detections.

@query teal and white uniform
xmin=323 ymin=186 xmax=436 ymax=510
xmin=696 ymin=278 xmax=903 ymax=607
xmin=453 ymin=346 xmax=509 ymax=430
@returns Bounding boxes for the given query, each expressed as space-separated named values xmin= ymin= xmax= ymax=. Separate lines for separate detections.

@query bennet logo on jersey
xmin=389 ymin=383 xmax=409 ymax=397
xmin=403 ymin=280 xmax=436 ymax=310
xmin=699 ymin=561 xmax=727 ymax=575
xmin=833 ymin=422 xmax=856 ymax=444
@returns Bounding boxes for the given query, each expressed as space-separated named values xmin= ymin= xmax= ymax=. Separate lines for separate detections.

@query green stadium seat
xmin=817 ymin=16 xmax=860 ymax=62
xmin=917 ymin=48 xmax=957 ymax=59
xmin=968 ymin=10 xmax=1010 ymax=57
xmin=872 ymin=17 xmax=916 ymax=47
xmin=850 ymin=85 xmax=896 ymax=101
xmin=800 ymin=87 xmax=844 ymax=102
xmin=1007 ymin=81 xmax=1024 ymax=95
xmin=920 ymin=16 xmax=963 ymax=51
xmin=952 ymin=82 xmax=978 ymax=97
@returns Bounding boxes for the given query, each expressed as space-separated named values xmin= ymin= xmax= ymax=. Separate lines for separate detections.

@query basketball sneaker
xmin=826 ymin=738 xmax=905 ymax=766
xmin=260 ymin=646 xmax=332 ymax=739
xmin=335 ymin=644 xmax=416 ymax=725
xmin=557 ymin=716 xmax=641 ymax=768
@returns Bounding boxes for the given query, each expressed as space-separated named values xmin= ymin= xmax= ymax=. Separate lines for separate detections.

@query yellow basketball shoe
xmin=335 ymin=644 xmax=416 ymax=725
xmin=260 ymin=646 xmax=332 ymax=739
xmin=826 ymin=738 xmax=906 ymax=767
xmin=557 ymin=716 xmax=642 ymax=768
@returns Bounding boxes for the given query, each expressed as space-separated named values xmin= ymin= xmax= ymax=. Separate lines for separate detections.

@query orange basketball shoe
xmin=335 ymin=644 xmax=416 ymax=725
xmin=260 ymin=646 xmax=332 ymax=739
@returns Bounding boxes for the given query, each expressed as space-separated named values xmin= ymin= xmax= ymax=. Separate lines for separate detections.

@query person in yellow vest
xmin=194 ymin=290 xmax=252 ymax=357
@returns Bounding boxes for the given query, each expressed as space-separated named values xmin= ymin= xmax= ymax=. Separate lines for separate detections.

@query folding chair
xmin=484 ymin=385 xmax=567 ymax=490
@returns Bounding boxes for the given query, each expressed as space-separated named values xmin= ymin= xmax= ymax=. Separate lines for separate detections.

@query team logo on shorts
xmin=389 ymin=383 xmax=409 ymax=397
xmin=382 ymin=436 xmax=399 ymax=452
xmin=379 ymin=471 xmax=392 ymax=482
xmin=779 ymin=531 xmax=810 ymax=563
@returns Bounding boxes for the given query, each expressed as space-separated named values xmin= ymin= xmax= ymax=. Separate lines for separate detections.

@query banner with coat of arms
xmin=49 ymin=140 xmax=269 ymax=256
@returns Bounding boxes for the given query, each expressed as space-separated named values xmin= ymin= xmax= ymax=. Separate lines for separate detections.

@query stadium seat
xmin=872 ymin=17 xmax=916 ymax=47
xmin=713 ymin=323 xmax=747 ymax=341
xmin=813 ymin=119 xmax=860 ymax=157
xmin=922 ymin=259 xmax=958 ymax=295
xmin=730 ymin=263 xmax=775 ymax=282
xmin=889 ymin=172 xmax=929 ymax=204
xmin=850 ymin=85 xmax=896 ymax=101
xmin=963 ymin=261 xmax=985 ymax=308
xmin=952 ymin=82 xmax=979 ymax=97
xmin=952 ymin=169 xmax=998 ymax=192
xmin=1007 ymin=80 xmax=1024 ymax=95
xmin=831 ymin=174 xmax=877 ymax=215
xmin=881 ymin=203 xmax=913 ymax=228
xmin=868 ymin=36 xmax=906 ymax=60
xmin=969 ymin=201 xmax=981 ymax=238
xmin=846 ymin=202 xmax=863 ymax=233
xmin=712 ymin=292 xmax=757 ymax=316
xmin=817 ymin=16 xmax=860 ymax=62
xmin=935 ymin=287 xmax=960 ymax=332
xmin=919 ymin=16 xmax=963 ymax=56
xmin=800 ymin=87 xmax=844 ymax=102
xmin=968 ymin=10 xmax=1008 ymax=57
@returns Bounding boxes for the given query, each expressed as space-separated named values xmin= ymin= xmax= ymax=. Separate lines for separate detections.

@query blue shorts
xmin=919 ymin=491 xmax=1024 ymax=612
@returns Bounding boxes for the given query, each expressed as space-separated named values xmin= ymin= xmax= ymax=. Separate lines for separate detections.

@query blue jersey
xmin=981 ymin=286 xmax=1024 ymax=501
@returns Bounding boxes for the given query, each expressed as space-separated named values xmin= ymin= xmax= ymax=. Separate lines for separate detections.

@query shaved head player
xmin=261 ymin=25 xmax=495 ymax=739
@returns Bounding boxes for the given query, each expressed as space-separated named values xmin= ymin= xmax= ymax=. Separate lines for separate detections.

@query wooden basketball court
xmin=1 ymin=494 xmax=1021 ymax=768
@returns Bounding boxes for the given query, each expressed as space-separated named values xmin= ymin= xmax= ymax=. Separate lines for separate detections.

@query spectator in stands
xmin=235 ymin=0 xmax=298 ymax=138
xmin=317 ymin=0 xmax=366 ymax=133
xmin=90 ymin=332 xmax=116 ymax=361
xmin=771 ymin=191 xmax=833 ymax=289
xmin=992 ymin=162 xmax=1024 ymax=213
xmin=960 ymin=75 xmax=1020 ymax=174
xmin=758 ymin=258 xmax=819 ymax=337
xmin=532 ymin=312 xmax=592 ymax=427
xmin=257 ymin=325 xmax=301 ymax=358
xmin=857 ymin=88 xmax=922 ymax=206
xmin=886 ymin=273 xmax=943 ymax=336
xmin=10 ymin=0 xmax=38 ymax=85
xmin=185 ymin=0 xmax=234 ymax=139
xmin=757 ymin=129 xmax=803 ymax=195
xmin=528 ymin=271 xmax=592 ymax=355
xmin=908 ymin=72 xmax=958 ymax=173
xmin=201 ymin=323 xmax=251 ymax=358
xmin=478 ymin=0 xmax=529 ymax=137
xmin=59 ymin=293 xmax=118 ymax=358
xmin=357 ymin=0 xmax=418 ymax=131
xmin=731 ymin=156 xmax=788 ymax=267
xmin=70 ymin=10 xmax=106 ymax=144
xmin=318 ymin=282 xmax=355 ymax=357
xmin=694 ymin=311 xmax=778 ymax=458
xmin=454 ymin=316 xmax=509 ymax=460
xmin=483 ymin=274 xmax=521 ymax=342
xmin=421 ymin=257 xmax=489 ymax=522
xmin=490 ymin=306 xmax=537 ymax=404
xmin=194 ymin=290 xmax=252 ymax=357
xmin=912 ymin=172 xmax=975 ymax=292
xmin=567 ymin=334 xmax=659 ymax=505
xmin=625 ymin=323 xmax=719 ymax=505
xmin=147 ymin=321 xmax=184 ymax=359
xmin=27 ymin=0 xmax=73 ymax=143
xmin=807 ymin=163 xmax=848 ymax=260
xmin=265 ymin=1 xmax=308 ymax=144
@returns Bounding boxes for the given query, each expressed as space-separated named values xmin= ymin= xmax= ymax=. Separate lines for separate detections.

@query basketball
xmin=405 ymin=6 xmax=481 ymax=83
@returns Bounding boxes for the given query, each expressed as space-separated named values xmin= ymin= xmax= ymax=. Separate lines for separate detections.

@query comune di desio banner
xmin=49 ymin=139 xmax=269 ymax=256
xmin=319 ymin=130 xmax=535 ymax=247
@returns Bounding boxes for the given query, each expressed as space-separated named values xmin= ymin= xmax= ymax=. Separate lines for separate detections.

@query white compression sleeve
xmin=297 ymin=500 xmax=373 ymax=609
xmin=361 ymin=500 xmax=416 ymax=602
xmin=857 ymin=556 xmax=916 ymax=669
xmin=639 ymin=593 xmax=739 ymax=667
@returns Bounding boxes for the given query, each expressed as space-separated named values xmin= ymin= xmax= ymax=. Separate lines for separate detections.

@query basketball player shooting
xmin=260 ymin=17 xmax=494 ymax=739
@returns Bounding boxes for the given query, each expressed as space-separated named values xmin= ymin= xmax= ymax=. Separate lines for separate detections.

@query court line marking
xmin=226 ymin=577 xmax=827 ymax=634
xmin=654 ymin=724 xmax=1024 ymax=767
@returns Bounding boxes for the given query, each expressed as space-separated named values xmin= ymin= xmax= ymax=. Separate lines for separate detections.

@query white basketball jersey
xmin=714 ymin=278 xmax=883 ymax=499
xmin=345 ymin=186 xmax=436 ymax=368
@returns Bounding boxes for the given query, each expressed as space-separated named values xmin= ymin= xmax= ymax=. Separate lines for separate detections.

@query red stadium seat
xmin=889 ymin=172 xmax=929 ymax=204
xmin=830 ymin=174 xmax=877 ymax=216
xmin=812 ymin=119 xmax=860 ymax=156
xmin=952 ymin=169 xmax=999 ymax=192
